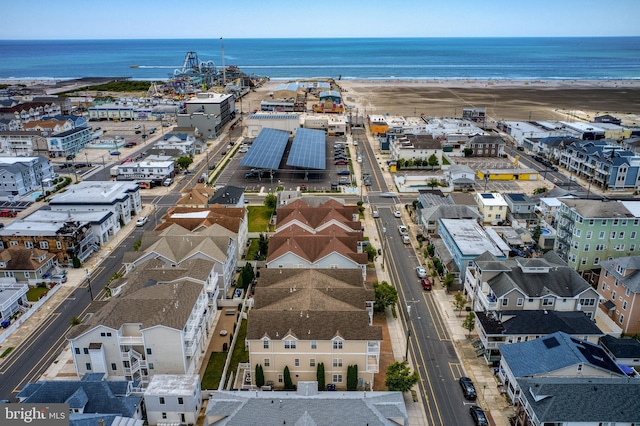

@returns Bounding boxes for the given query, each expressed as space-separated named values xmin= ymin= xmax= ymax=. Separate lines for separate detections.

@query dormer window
xmin=263 ymin=339 xmax=269 ymax=349
xmin=284 ymin=340 xmax=296 ymax=349
xmin=616 ymin=264 xmax=625 ymax=275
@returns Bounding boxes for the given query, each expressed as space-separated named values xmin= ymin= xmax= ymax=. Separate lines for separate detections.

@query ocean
xmin=1 ymin=37 xmax=640 ymax=81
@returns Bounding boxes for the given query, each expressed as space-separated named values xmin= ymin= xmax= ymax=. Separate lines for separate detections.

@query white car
xmin=416 ymin=266 xmax=427 ymax=278
xmin=398 ymin=225 xmax=408 ymax=235
xmin=393 ymin=210 xmax=401 ymax=218
xmin=136 ymin=216 xmax=148 ymax=227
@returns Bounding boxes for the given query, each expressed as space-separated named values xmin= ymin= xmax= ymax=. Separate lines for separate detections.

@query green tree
xmin=427 ymin=153 xmax=440 ymax=169
xmin=238 ymin=263 xmax=255 ymax=290
xmin=283 ymin=366 xmax=293 ymax=390
xmin=428 ymin=179 xmax=439 ymax=189
xmin=347 ymin=364 xmax=358 ymax=391
xmin=70 ymin=316 xmax=82 ymax=326
xmin=414 ymin=158 xmax=423 ymax=167
xmin=133 ymin=237 xmax=142 ymax=251
xmin=258 ymin=234 xmax=269 ymax=260
xmin=176 ymin=156 xmax=193 ymax=170
xmin=462 ymin=312 xmax=476 ymax=338
xmin=363 ymin=244 xmax=377 ymax=262
xmin=426 ymin=244 xmax=435 ymax=257
xmin=454 ymin=292 xmax=467 ymax=317
xmin=385 ymin=361 xmax=419 ymax=392
xmin=264 ymin=193 xmax=277 ymax=210
xmin=317 ymin=362 xmax=325 ymax=390
xmin=373 ymin=280 xmax=398 ymax=313
xmin=255 ymin=364 xmax=265 ymax=388
xmin=464 ymin=148 xmax=473 ymax=157
xmin=72 ymin=256 xmax=81 ymax=268
xmin=396 ymin=158 xmax=406 ymax=169
xmin=533 ymin=186 xmax=548 ymax=195
xmin=433 ymin=258 xmax=444 ymax=276
xmin=442 ymin=273 xmax=455 ymax=294
xmin=531 ymin=225 xmax=542 ymax=244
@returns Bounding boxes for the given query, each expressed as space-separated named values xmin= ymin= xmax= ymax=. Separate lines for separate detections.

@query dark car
xmin=516 ymin=146 xmax=525 ymax=151
xmin=335 ymin=159 xmax=348 ymax=165
xmin=337 ymin=170 xmax=351 ymax=176
xmin=459 ymin=377 xmax=477 ymax=400
xmin=469 ymin=405 xmax=488 ymax=426
xmin=135 ymin=130 xmax=142 ymax=134
xmin=421 ymin=278 xmax=432 ymax=291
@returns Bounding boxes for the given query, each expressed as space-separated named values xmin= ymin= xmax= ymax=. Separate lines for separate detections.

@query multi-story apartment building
xmin=464 ymin=251 xmax=600 ymax=318
xmin=467 ymin=135 xmax=504 ymax=157
xmin=246 ymin=269 xmax=381 ymax=391
xmin=596 ymin=256 xmax=640 ymax=335
xmin=67 ymin=260 xmax=216 ymax=386
xmin=503 ymin=193 xmax=538 ymax=228
xmin=177 ymin=93 xmax=235 ymax=139
xmin=0 ymin=156 xmax=54 ymax=196
xmin=559 ymin=140 xmax=640 ymax=191
xmin=554 ymin=198 xmax=640 ymax=273
xmin=46 ymin=126 xmax=92 ymax=158
xmin=0 ymin=131 xmax=49 ymax=156
xmin=0 ymin=101 xmax=62 ymax=125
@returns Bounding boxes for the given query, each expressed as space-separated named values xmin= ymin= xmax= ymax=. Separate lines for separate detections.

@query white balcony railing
xmin=477 ymin=291 xmax=498 ymax=311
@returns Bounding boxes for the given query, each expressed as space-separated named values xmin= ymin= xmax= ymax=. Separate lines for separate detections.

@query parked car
xmin=51 ymin=273 xmax=67 ymax=283
xmin=0 ymin=210 xmax=17 ymax=218
xmin=245 ymin=171 xmax=258 ymax=179
xmin=516 ymin=146 xmax=525 ymax=151
xmin=299 ymin=184 xmax=307 ymax=190
xmin=421 ymin=278 xmax=432 ymax=291
xmin=338 ymin=177 xmax=351 ymax=185
xmin=136 ymin=216 xmax=148 ymax=227
xmin=459 ymin=377 xmax=477 ymax=400
xmin=134 ymin=124 xmax=141 ymax=129
xmin=337 ymin=170 xmax=351 ymax=176
xmin=110 ymin=151 xmax=121 ymax=156
xmin=163 ymin=177 xmax=173 ymax=186
xmin=134 ymin=130 xmax=142 ymax=134
xmin=393 ymin=210 xmax=401 ymax=218
xmin=416 ymin=266 xmax=427 ymax=278
xmin=398 ymin=225 xmax=408 ymax=235
xmin=469 ymin=405 xmax=488 ymax=426
xmin=335 ymin=159 xmax=348 ymax=165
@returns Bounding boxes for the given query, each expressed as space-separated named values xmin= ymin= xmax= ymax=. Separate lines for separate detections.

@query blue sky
xmin=3 ymin=0 xmax=640 ymax=39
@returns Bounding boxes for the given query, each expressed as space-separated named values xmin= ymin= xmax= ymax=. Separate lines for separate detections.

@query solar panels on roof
xmin=286 ymin=128 xmax=326 ymax=170
xmin=481 ymin=193 xmax=495 ymax=199
xmin=240 ymin=128 xmax=289 ymax=170
xmin=543 ymin=337 xmax=560 ymax=349
xmin=508 ymin=193 xmax=527 ymax=202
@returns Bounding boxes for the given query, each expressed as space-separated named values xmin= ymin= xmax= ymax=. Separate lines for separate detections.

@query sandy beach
xmin=335 ymin=79 xmax=640 ymax=124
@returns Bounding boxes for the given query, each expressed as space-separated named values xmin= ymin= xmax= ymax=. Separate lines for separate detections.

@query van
xmin=402 ymin=235 xmax=410 ymax=244
xmin=163 ymin=177 xmax=173 ymax=186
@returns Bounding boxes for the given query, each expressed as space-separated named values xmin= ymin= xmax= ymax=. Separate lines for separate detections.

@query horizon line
xmin=2 ymin=35 xmax=640 ymax=42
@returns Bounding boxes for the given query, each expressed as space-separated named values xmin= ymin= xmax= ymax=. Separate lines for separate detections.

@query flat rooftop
xmin=440 ymin=218 xmax=505 ymax=257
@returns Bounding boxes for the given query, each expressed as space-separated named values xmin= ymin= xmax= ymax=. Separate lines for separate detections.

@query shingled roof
xmin=247 ymin=269 xmax=381 ymax=342
xmin=276 ymin=198 xmax=360 ymax=232
xmin=158 ymin=205 xmax=245 ymax=233
xmin=0 ymin=247 xmax=56 ymax=271
xmin=267 ymin=232 xmax=367 ymax=265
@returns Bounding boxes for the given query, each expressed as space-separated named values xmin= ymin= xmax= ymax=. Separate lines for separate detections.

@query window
xmin=630 ymin=244 xmax=636 ymax=252
xmin=604 ymin=270 xmax=609 ymax=278
xmin=278 ymin=374 xmax=283 ymax=383
xmin=263 ymin=340 xmax=269 ymax=349
xmin=310 ymin=358 xmax=316 ymax=367
xmin=586 ymin=231 xmax=592 ymax=239
xmin=146 ymin=348 xmax=152 ymax=355
xmin=583 ymin=244 xmax=590 ymax=252
xmin=517 ymin=298 xmax=524 ymax=306
xmin=333 ymin=358 xmax=343 ymax=368
xmin=542 ymin=298 xmax=554 ymax=306
xmin=611 ymin=231 xmax=616 ymax=239
xmin=594 ymin=257 xmax=600 ymax=265
xmin=619 ymin=232 xmax=625 ymax=239
xmin=178 ymin=397 xmax=184 ymax=405
xmin=620 ymin=314 xmax=625 ymax=324
xmin=311 ymin=341 xmax=317 ymax=349
xmin=577 ymin=364 xmax=583 ymax=372
xmin=596 ymin=244 xmax=605 ymax=251
xmin=39 ymin=241 xmax=49 ymax=249
xmin=333 ymin=341 xmax=343 ymax=350
xmin=264 ymin=359 xmax=270 ymax=367
xmin=24 ymin=241 xmax=33 ymax=249
xmin=149 ymin=363 xmax=154 ymax=369
xmin=632 ymin=231 xmax=637 ymax=239
xmin=85 ymin=363 xmax=91 ymax=370
xmin=623 ymin=301 xmax=627 ymax=310
xmin=612 ymin=291 xmax=617 ymax=300
xmin=294 ymin=358 xmax=300 ymax=367
xmin=614 ymin=219 xmax=619 ymax=226
xmin=284 ymin=340 xmax=297 ymax=349
xmin=83 ymin=348 xmax=89 ymax=355
xmin=9 ymin=241 xmax=18 ymax=246
xmin=615 ymin=279 xmax=619 ymax=287
xmin=579 ymin=298 xmax=595 ymax=306
xmin=332 ymin=374 xmax=343 ymax=383
xmin=162 ymin=413 xmax=167 ymax=420
xmin=599 ymin=231 xmax=605 ymax=239
xmin=602 ymin=282 xmax=606 ymax=291
xmin=111 ymin=363 xmax=117 ymax=371
xmin=580 ymin=257 xmax=587 ymax=265
xmin=626 ymin=288 xmax=631 ymax=297
xmin=159 ymin=397 xmax=165 ymax=405
xmin=589 ymin=219 xmax=595 ymax=225
xmin=56 ymin=241 xmax=62 ymax=249
xmin=502 ymin=298 xmax=509 ymax=306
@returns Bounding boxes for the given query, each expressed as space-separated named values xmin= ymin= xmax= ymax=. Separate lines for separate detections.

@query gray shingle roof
xmin=477 ymin=310 xmax=603 ymax=336
xmin=206 ymin=383 xmax=407 ymax=426
xmin=600 ymin=335 xmax=640 ymax=360
xmin=516 ymin=377 xmax=640 ymax=423
xmin=600 ymin=256 xmax=640 ymax=293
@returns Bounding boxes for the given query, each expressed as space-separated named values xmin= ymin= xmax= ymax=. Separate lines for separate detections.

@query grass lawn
xmin=248 ymin=206 xmax=273 ymax=232
xmin=201 ymin=319 xmax=249 ymax=390
xmin=26 ymin=287 xmax=49 ymax=302
xmin=245 ymin=239 xmax=260 ymax=260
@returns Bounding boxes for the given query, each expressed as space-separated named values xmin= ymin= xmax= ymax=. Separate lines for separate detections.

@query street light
xmin=405 ymin=305 xmax=412 ymax=361
xmin=381 ymin=225 xmax=387 ymax=268
xmin=85 ymin=268 xmax=94 ymax=301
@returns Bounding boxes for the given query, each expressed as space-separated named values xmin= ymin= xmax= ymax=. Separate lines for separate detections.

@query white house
xmin=144 ymin=374 xmax=202 ymax=426
xmin=0 ymin=156 xmax=54 ymax=196
xmin=49 ymin=181 xmax=142 ymax=225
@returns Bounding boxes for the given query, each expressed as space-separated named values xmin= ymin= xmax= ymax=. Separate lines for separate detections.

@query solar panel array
xmin=240 ymin=128 xmax=289 ymax=170
xmin=286 ymin=128 xmax=326 ymax=170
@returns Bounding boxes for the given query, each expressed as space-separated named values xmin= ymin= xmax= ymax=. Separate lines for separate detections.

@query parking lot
xmin=216 ymin=135 xmax=356 ymax=192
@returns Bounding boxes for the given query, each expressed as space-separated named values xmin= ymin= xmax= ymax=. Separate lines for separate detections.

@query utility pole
xmin=405 ymin=305 xmax=412 ymax=361
xmin=85 ymin=268 xmax=94 ymax=301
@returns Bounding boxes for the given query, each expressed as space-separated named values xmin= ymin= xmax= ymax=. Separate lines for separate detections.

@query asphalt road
xmin=375 ymin=207 xmax=477 ymax=426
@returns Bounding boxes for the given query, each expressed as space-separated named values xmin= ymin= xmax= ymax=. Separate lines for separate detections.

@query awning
xmin=618 ymin=364 xmax=635 ymax=375
xmin=603 ymin=300 xmax=616 ymax=311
